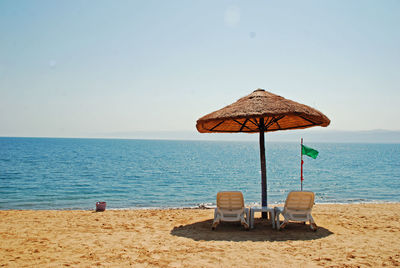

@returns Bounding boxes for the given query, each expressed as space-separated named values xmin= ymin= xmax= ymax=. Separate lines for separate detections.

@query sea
xmin=0 ymin=137 xmax=399 ymax=210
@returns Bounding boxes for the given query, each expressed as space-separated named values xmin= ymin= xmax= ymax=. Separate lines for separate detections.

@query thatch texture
xmin=196 ymin=89 xmax=330 ymax=133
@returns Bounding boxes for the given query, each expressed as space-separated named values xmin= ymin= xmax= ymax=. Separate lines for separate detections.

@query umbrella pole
xmin=301 ymin=138 xmax=304 ymax=191
xmin=259 ymin=119 xmax=268 ymax=218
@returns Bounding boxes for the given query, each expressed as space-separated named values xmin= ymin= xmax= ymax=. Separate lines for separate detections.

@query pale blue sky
xmin=1 ymin=0 xmax=399 ymax=138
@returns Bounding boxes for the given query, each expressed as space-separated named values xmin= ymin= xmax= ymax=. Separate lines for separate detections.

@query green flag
xmin=302 ymin=145 xmax=319 ymax=159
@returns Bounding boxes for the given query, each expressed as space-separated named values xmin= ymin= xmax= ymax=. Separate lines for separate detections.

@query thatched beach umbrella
xmin=196 ymin=89 xmax=330 ymax=215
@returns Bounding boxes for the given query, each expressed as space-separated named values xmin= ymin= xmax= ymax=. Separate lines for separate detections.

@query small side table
xmin=250 ymin=206 xmax=275 ymax=229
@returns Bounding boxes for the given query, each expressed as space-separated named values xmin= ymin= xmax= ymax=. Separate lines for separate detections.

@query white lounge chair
xmin=275 ymin=191 xmax=317 ymax=231
xmin=212 ymin=191 xmax=250 ymax=230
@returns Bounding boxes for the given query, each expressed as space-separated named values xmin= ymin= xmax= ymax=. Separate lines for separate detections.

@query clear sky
xmin=1 ymin=0 xmax=399 ymax=138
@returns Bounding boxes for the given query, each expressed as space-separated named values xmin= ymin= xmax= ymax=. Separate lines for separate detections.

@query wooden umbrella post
xmin=259 ymin=118 xmax=268 ymax=218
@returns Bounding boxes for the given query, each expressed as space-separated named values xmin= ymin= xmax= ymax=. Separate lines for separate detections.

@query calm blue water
xmin=0 ymin=137 xmax=399 ymax=210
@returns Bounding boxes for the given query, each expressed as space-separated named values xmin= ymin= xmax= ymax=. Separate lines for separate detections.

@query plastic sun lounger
xmin=212 ymin=191 xmax=250 ymax=230
xmin=275 ymin=191 xmax=317 ymax=231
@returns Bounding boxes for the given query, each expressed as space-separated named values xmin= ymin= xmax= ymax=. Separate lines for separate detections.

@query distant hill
xmin=101 ymin=129 xmax=400 ymax=143
xmin=265 ymin=129 xmax=400 ymax=143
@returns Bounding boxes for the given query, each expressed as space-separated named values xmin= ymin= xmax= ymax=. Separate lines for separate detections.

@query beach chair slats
xmin=217 ymin=191 xmax=244 ymax=210
xmin=285 ymin=192 xmax=315 ymax=211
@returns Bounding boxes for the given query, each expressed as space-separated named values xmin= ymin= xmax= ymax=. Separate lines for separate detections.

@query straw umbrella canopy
xmin=196 ymin=89 xmax=330 ymax=213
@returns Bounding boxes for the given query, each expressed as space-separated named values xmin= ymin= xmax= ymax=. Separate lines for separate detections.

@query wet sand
xmin=1 ymin=203 xmax=400 ymax=267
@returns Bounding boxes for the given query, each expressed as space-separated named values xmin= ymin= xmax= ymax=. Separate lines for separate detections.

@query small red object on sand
xmin=96 ymin=202 xmax=106 ymax=212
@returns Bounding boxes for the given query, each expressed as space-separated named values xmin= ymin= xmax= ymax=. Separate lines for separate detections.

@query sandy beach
xmin=1 ymin=203 xmax=399 ymax=267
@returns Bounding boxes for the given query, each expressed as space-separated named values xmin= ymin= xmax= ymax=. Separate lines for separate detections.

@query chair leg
xmin=310 ymin=222 xmax=318 ymax=231
xmin=275 ymin=212 xmax=281 ymax=230
xmin=309 ymin=215 xmax=317 ymax=231
xmin=242 ymin=221 xmax=249 ymax=230
xmin=276 ymin=211 xmax=287 ymax=230
xmin=241 ymin=211 xmax=250 ymax=230
xmin=211 ymin=220 xmax=219 ymax=230
xmin=310 ymin=217 xmax=318 ymax=232
xmin=212 ymin=209 xmax=220 ymax=230
xmin=279 ymin=221 xmax=288 ymax=230
xmin=245 ymin=208 xmax=250 ymax=228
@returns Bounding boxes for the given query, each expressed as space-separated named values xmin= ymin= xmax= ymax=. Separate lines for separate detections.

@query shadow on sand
xmin=171 ymin=218 xmax=333 ymax=242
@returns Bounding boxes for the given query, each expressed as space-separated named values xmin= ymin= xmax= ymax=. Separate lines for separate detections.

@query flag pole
xmin=301 ymin=138 xmax=304 ymax=191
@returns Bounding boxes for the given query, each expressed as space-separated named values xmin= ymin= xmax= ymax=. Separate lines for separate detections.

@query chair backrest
xmin=216 ymin=191 xmax=244 ymax=210
xmin=284 ymin=191 xmax=315 ymax=211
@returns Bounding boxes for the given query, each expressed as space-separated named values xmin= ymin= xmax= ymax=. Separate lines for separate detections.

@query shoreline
xmin=1 ymin=203 xmax=400 ymax=267
xmin=2 ymin=200 xmax=400 ymax=211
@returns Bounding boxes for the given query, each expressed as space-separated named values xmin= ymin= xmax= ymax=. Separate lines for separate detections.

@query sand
xmin=1 ymin=203 xmax=400 ymax=267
